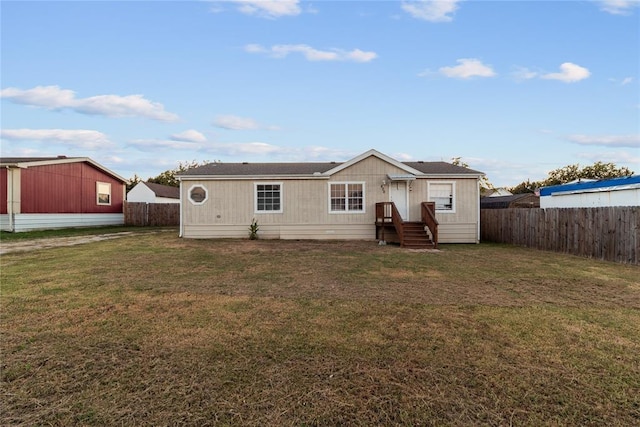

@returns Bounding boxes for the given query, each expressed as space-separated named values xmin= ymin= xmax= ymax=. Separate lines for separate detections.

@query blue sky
xmin=1 ymin=0 xmax=638 ymax=187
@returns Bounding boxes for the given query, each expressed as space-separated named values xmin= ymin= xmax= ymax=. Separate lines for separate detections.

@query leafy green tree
xmin=147 ymin=160 xmax=211 ymax=187
xmin=126 ymin=174 xmax=143 ymax=192
xmin=510 ymin=162 xmax=634 ymax=193
xmin=510 ymin=179 xmax=543 ymax=194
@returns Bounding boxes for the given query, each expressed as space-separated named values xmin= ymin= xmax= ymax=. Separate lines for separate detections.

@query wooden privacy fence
xmin=481 ymin=207 xmax=639 ymax=265
xmin=124 ymin=202 xmax=180 ymax=227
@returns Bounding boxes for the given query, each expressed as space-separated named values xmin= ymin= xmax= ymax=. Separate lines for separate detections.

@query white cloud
xmin=439 ymin=58 xmax=496 ymax=79
xmin=541 ymin=62 xmax=591 ymax=83
xmin=170 ymin=130 xmax=207 ymax=143
xmin=244 ymin=43 xmax=266 ymax=54
xmin=208 ymin=142 xmax=284 ymax=156
xmin=577 ymin=150 xmax=640 ymax=167
xmin=299 ymin=146 xmax=356 ymax=161
xmin=204 ymin=142 xmax=356 ymax=161
xmin=128 ymin=139 xmax=204 ymax=151
xmin=401 ymin=0 xmax=461 ymax=22
xmin=344 ymin=49 xmax=378 ymax=63
xmin=0 ymin=85 xmax=76 ymax=108
xmin=245 ymin=44 xmax=377 ymax=63
xmin=392 ymin=152 xmax=414 ymax=161
xmin=0 ymin=85 xmax=179 ymax=122
xmin=597 ymin=0 xmax=639 ymax=15
xmin=567 ymin=134 xmax=640 ymax=148
xmin=511 ymin=66 xmax=539 ymax=81
xmin=621 ymin=77 xmax=634 ymax=85
xmin=0 ymin=128 xmax=112 ymax=150
xmin=230 ymin=0 xmax=301 ymax=18
xmin=213 ymin=114 xmax=280 ymax=130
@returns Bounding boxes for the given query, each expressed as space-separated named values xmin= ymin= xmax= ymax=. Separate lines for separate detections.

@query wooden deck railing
xmin=376 ymin=201 xmax=439 ymax=248
xmin=421 ymin=202 xmax=439 ymax=249
xmin=375 ymin=201 xmax=404 ymax=242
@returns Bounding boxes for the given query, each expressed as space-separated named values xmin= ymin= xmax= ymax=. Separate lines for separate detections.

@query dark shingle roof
xmin=480 ymin=194 xmax=540 ymax=209
xmin=180 ymin=160 xmax=482 ymax=177
xmin=404 ymin=161 xmax=483 ymax=175
xmin=0 ymin=156 xmax=81 ymax=164
xmin=144 ymin=182 xmax=180 ymax=199
xmin=180 ymin=162 xmax=339 ymax=176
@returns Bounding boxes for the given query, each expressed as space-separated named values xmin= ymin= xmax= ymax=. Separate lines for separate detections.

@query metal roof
xmin=540 ymin=175 xmax=640 ymax=196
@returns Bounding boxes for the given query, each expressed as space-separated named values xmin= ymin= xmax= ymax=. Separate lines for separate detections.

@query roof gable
xmin=0 ymin=156 xmax=127 ymax=183
xmin=323 ymin=149 xmax=424 ymax=176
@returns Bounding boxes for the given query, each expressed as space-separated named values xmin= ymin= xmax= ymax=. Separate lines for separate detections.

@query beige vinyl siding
xmin=182 ymin=223 xmax=376 ymax=240
xmin=411 ymin=178 xmax=479 ymax=243
xmin=437 ymin=223 xmax=479 ymax=243
xmin=411 ymin=178 xmax=479 ymax=223
xmin=181 ymin=156 xmax=480 ymax=242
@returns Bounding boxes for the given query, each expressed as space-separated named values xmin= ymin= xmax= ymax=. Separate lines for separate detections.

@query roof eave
xmin=1 ymin=157 xmax=128 ymax=183
xmin=178 ymin=174 xmax=331 ymax=181
xmin=418 ymin=173 xmax=484 ymax=179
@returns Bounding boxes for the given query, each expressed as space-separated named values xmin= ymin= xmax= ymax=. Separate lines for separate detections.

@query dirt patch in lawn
xmin=0 ymin=232 xmax=138 ymax=254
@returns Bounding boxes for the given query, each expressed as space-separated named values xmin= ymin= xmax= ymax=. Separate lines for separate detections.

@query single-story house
xmin=178 ymin=149 xmax=484 ymax=246
xmin=480 ymin=193 xmax=540 ymax=209
xmin=540 ymin=175 xmax=640 ymax=208
xmin=127 ymin=181 xmax=180 ymax=204
xmin=1 ymin=156 xmax=127 ymax=232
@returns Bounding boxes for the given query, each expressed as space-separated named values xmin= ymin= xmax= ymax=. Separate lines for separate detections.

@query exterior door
xmin=389 ymin=181 xmax=408 ymax=220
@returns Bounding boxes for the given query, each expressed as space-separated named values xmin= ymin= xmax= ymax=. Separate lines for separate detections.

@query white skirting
xmin=0 ymin=213 xmax=124 ymax=232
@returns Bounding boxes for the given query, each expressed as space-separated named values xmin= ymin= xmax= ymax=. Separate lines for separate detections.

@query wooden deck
xmin=375 ymin=202 xmax=438 ymax=249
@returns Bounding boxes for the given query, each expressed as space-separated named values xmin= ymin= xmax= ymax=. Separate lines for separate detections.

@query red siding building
xmin=1 ymin=156 xmax=127 ymax=232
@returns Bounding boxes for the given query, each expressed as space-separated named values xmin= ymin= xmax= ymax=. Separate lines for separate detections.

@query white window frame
xmin=428 ymin=181 xmax=456 ymax=213
xmin=254 ymin=182 xmax=283 ymax=214
xmin=96 ymin=182 xmax=111 ymax=206
xmin=188 ymin=184 xmax=208 ymax=205
xmin=328 ymin=182 xmax=365 ymax=214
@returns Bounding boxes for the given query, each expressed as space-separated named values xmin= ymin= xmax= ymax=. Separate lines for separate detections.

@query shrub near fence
xmin=481 ymin=207 xmax=639 ymax=265
xmin=124 ymin=202 xmax=179 ymax=227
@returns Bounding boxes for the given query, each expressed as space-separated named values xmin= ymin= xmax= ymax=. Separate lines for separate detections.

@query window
xmin=255 ymin=183 xmax=282 ymax=213
xmin=330 ymin=182 xmax=364 ymax=213
xmin=188 ymin=185 xmax=208 ymax=205
xmin=97 ymin=182 xmax=111 ymax=205
xmin=428 ymin=182 xmax=455 ymax=212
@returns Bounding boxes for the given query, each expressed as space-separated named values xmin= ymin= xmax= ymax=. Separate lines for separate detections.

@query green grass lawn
xmin=1 ymin=231 xmax=639 ymax=426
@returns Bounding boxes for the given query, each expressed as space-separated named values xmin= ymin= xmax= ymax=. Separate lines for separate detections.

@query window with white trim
xmin=329 ymin=182 xmax=364 ymax=213
xmin=255 ymin=183 xmax=282 ymax=213
xmin=188 ymin=185 xmax=208 ymax=205
xmin=96 ymin=182 xmax=111 ymax=205
xmin=428 ymin=182 xmax=455 ymax=212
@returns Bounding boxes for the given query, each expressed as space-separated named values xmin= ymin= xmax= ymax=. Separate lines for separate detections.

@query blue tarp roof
xmin=540 ymin=175 xmax=640 ymax=196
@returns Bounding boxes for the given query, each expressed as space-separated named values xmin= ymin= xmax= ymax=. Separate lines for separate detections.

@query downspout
xmin=178 ymin=178 xmax=184 ymax=237
xmin=477 ymin=178 xmax=481 ymax=244
xmin=7 ymin=167 xmax=14 ymax=232
xmin=7 ymin=166 xmax=19 ymax=232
